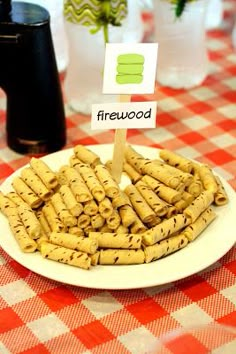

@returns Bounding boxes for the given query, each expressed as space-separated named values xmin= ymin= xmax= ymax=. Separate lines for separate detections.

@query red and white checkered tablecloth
xmin=0 ymin=1 xmax=236 ymax=353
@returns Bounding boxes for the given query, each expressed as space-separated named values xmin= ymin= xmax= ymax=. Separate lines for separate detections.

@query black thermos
xmin=0 ymin=0 xmax=66 ymax=154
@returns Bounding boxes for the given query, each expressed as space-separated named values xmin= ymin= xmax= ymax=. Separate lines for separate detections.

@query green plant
xmin=170 ymin=0 xmax=195 ymax=18
xmin=64 ymin=0 xmax=127 ymax=43
xmin=90 ymin=0 xmax=127 ymax=43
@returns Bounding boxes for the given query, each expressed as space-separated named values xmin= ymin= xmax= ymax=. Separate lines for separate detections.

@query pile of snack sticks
xmin=0 ymin=144 xmax=228 ymax=270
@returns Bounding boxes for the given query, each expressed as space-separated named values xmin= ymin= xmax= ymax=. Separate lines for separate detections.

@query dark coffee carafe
xmin=0 ymin=0 xmax=66 ymax=154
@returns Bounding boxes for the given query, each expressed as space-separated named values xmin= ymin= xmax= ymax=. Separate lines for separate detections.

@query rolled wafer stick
xmin=146 ymin=216 xmax=161 ymax=228
xmin=123 ymin=161 xmax=142 ymax=183
xmin=36 ymin=233 xmax=49 ymax=250
xmin=0 ymin=191 xmax=37 ymax=253
xmin=177 ymin=172 xmax=194 ymax=188
xmin=70 ymin=157 xmax=106 ymax=202
xmin=187 ymin=183 xmax=202 ymax=198
xmin=98 ymin=197 xmax=113 ymax=219
xmin=36 ymin=210 xmax=51 ymax=236
xmin=174 ymin=199 xmax=189 ymax=212
xmin=106 ymin=210 xmax=121 ymax=230
xmin=84 ymin=225 xmax=96 ymax=236
xmin=124 ymin=184 xmax=156 ymax=224
xmin=125 ymin=145 xmax=148 ymax=174
xmin=0 ymin=191 xmax=18 ymax=217
xmin=141 ymin=175 xmax=181 ymax=204
xmin=90 ymin=251 xmax=100 ymax=266
xmin=49 ymin=232 xmax=98 ymax=254
xmin=99 ymin=224 xmax=113 ymax=233
xmin=142 ymin=214 xmax=191 ymax=246
xmin=20 ymin=167 xmax=52 ymax=201
xmin=69 ymin=155 xmax=80 ymax=168
xmin=153 ymin=160 xmax=193 ymax=187
xmin=62 ymin=166 xmax=93 ymax=203
xmin=30 ymin=157 xmax=58 ymax=190
xmin=144 ymin=234 xmax=189 ymax=263
xmin=57 ymin=165 xmax=68 ymax=185
xmin=7 ymin=212 xmax=38 ymax=252
xmin=214 ymin=176 xmax=229 ymax=206
xmin=40 ymin=242 xmax=91 ymax=269
xmin=59 ymin=185 xmax=83 ymax=217
xmin=186 ymin=172 xmax=203 ymax=197
xmin=174 ymin=192 xmax=194 ymax=212
xmin=94 ymin=164 xmax=120 ymax=199
xmin=68 ymin=226 xmax=84 ymax=237
xmin=129 ymin=216 xmax=147 ymax=234
xmin=42 ymin=202 xmax=66 ymax=233
xmin=166 ymin=204 xmax=178 ymax=218
xmin=17 ymin=202 xmax=41 ymax=239
xmin=141 ymin=160 xmax=181 ymax=189
xmin=51 ymin=192 xmax=77 ymax=227
xmin=91 ymin=213 xmax=105 ymax=229
xmin=196 ymin=164 xmax=218 ymax=193
xmin=135 ymin=180 xmax=168 ymax=217
xmin=115 ymin=224 xmax=129 ymax=234
xmin=74 ymin=144 xmax=101 ymax=167
xmin=182 ymin=191 xmax=194 ymax=204
xmin=7 ymin=191 xmax=42 ymax=239
xmin=112 ymin=191 xmax=131 ymax=209
xmin=119 ymin=204 xmax=137 ymax=227
xmin=77 ymin=213 xmax=91 ymax=229
xmin=7 ymin=191 xmax=27 ymax=206
xmin=0 ymin=195 xmax=37 ymax=252
xmin=159 ymin=149 xmax=194 ymax=173
xmin=183 ymin=207 xmax=217 ymax=242
xmin=183 ymin=190 xmax=214 ymax=223
xmin=89 ymin=231 xmax=142 ymax=249
xmin=11 ymin=177 xmax=42 ymax=209
xmin=83 ymin=199 xmax=98 ymax=216
xmin=175 ymin=181 xmax=187 ymax=192
xmin=99 ymin=249 xmax=145 ymax=265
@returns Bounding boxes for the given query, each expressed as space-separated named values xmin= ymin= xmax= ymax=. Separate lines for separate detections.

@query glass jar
xmin=63 ymin=0 xmax=144 ymax=115
xmin=153 ymin=0 xmax=209 ymax=89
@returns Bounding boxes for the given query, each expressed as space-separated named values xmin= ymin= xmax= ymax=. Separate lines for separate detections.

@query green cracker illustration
xmin=116 ymin=53 xmax=145 ymax=84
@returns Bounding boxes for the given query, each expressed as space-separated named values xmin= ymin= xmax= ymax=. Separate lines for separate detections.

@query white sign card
xmin=103 ymin=43 xmax=158 ymax=94
xmin=91 ymin=101 xmax=157 ymax=130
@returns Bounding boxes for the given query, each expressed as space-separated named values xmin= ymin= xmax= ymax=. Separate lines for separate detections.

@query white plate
xmin=0 ymin=144 xmax=235 ymax=290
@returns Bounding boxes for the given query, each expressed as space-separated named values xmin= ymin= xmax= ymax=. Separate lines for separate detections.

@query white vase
xmin=63 ymin=0 xmax=144 ymax=115
xmin=153 ymin=0 xmax=209 ymax=89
